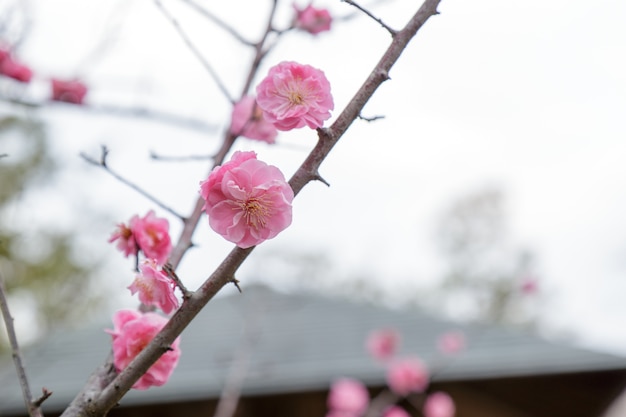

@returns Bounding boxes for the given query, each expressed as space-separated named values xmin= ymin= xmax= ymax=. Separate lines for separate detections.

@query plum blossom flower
xmin=256 ymin=61 xmax=333 ymax=131
xmin=366 ymin=328 xmax=400 ymax=361
xmin=383 ymin=406 xmax=411 ymax=417
xmin=520 ymin=276 xmax=539 ymax=295
xmin=131 ymin=210 xmax=172 ymax=265
xmin=106 ymin=309 xmax=181 ymax=390
xmin=423 ymin=392 xmax=456 ymax=417
xmin=386 ymin=357 xmax=429 ymax=396
xmin=109 ymin=222 xmax=138 ymax=258
xmin=128 ymin=259 xmax=179 ymax=314
xmin=294 ymin=3 xmax=332 ymax=35
xmin=0 ymin=55 xmax=32 ymax=83
xmin=327 ymin=378 xmax=370 ymax=416
xmin=51 ymin=78 xmax=88 ymax=104
xmin=229 ymin=95 xmax=278 ymax=144
xmin=436 ymin=331 xmax=465 ymax=355
xmin=200 ymin=151 xmax=294 ymax=249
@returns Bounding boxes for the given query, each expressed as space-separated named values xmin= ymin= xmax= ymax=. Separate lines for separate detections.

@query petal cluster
xmin=256 ymin=61 xmax=333 ymax=131
xmin=128 ymin=259 xmax=179 ymax=314
xmin=51 ymin=78 xmax=88 ymax=104
xmin=106 ymin=309 xmax=181 ymax=390
xmin=423 ymin=392 xmax=456 ymax=417
xmin=386 ymin=357 xmax=429 ymax=396
xmin=366 ymin=328 xmax=400 ymax=361
xmin=109 ymin=210 xmax=172 ymax=264
xmin=327 ymin=378 xmax=370 ymax=416
xmin=294 ymin=4 xmax=332 ymax=35
xmin=200 ymin=151 xmax=294 ymax=249
xmin=0 ymin=48 xmax=32 ymax=83
xmin=229 ymin=95 xmax=278 ymax=144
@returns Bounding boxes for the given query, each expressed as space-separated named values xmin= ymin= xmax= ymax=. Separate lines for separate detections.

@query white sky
xmin=2 ymin=0 xmax=626 ymax=354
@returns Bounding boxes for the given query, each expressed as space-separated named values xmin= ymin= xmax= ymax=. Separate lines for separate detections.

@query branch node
xmin=358 ymin=114 xmax=386 ymax=122
xmin=313 ymin=173 xmax=331 ymax=187
xmin=163 ymin=263 xmax=193 ymax=300
xmin=32 ymin=388 xmax=53 ymax=408
xmin=231 ymin=278 xmax=243 ymax=293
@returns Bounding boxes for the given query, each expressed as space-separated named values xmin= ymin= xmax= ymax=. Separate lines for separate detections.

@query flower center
xmin=241 ymin=197 xmax=271 ymax=229
xmin=288 ymin=89 xmax=304 ymax=105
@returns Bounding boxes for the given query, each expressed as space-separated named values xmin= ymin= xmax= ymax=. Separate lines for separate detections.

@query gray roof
xmin=1 ymin=284 xmax=625 ymax=414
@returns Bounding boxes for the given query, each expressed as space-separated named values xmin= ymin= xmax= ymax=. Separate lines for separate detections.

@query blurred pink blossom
xmin=109 ymin=222 xmax=138 ymax=258
xmin=128 ymin=259 xmax=179 ymax=314
xmin=229 ymin=95 xmax=278 ymax=143
xmin=366 ymin=328 xmax=400 ymax=361
xmin=200 ymin=151 xmax=294 ymax=248
xmin=294 ymin=4 xmax=332 ymax=35
xmin=386 ymin=357 xmax=429 ymax=396
xmin=131 ymin=210 xmax=172 ymax=265
xmin=436 ymin=331 xmax=465 ymax=355
xmin=51 ymin=78 xmax=88 ymax=104
xmin=256 ymin=61 xmax=333 ymax=131
xmin=0 ymin=56 xmax=32 ymax=82
xmin=327 ymin=378 xmax=370 ymax=415
xmin=520 ymin=276 xmax=539 ymax=295
xmin=106 ymin=309 xmax=181 ymax=390
xmin=423 ymin=392 xmax=456 ymax=417
xmin=383 ymin=406 xmax=411 ymax=417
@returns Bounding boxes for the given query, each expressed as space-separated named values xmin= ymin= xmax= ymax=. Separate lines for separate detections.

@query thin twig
xmin=162 ymin=262 xmax=193 ymax=300
xmin=358 ymin=114 xmax=386 ymax=122
xmin=150 ymin=151 xmax=213 ymax=162
xmin=0 ymin=153 xmax=8 ymax=159
xmin=153 ymin=0 xmax=235 ymax=104
xmin=341 ymin=0 xmax=398 ymax=36
xmin=80 ymin=146 xmax=186 ymax=220
xmin=0 ymin=268 xmax=47 ymax=417
xmin=178 ymin=0 xmax=255 ymax=46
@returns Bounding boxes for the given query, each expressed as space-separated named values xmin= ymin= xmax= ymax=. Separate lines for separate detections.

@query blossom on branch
xmin=293 ymin=3 xmax=332 ymax=35
xmin=109 ymin=211 xmax=172 ymax=264
xmin=51 ymin=78 xmax=88 ymax=104
xmin=327 ymin=378 xmax=370 ymax=416
xmin=256 ymin=61 xmax=333 ymax=131
xmin=0 ymin=54 xmax=32 ymax=83
xmin=200 ymin=151 xmax=294 ymax=248
xmin=109 ymin=222 xmax=138 ymax=258
xmin=366 ymin=328 xmax=400 ymax=361
xmin=386 ymin=357 xmax=429 ymax=396
xmin=128 ymin=259 xmax=179 ymax=314
xmin=229 ymin=95 xmax=278 ymax=144
xmin=106 ymin=309 xmax=181 ymax=390
xmin=423 ymin=392 xmax=456 ymax=417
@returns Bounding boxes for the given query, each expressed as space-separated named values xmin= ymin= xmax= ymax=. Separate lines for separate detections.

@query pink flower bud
xmin=436 ymin=331 xmax=465 ymax=355
xmin=294 ymin=4 xmax=332 ymax=35
xmin=386 ymin=357 xmax=429 ymax=396
xmin=131 ymin=210 xmax=172 ymax=265
xmin=0 ymin=56 xmax=32 ymax=83
xmin=200 ymin=151 xmax=294 ymax=248
xmin=327 ymin=378 xmax=370 ymax=415
xmin=51 ymin=78 xmax=88 ymax=104
xmin=366 ymin=328 xmax=400 ymax=361
xmin=256 ymin=61 xmax=333 ymax=131
xmin=423 ymin=392 xmax=456 ymax=417
xmin=229 ymin=95 xmax=278 ymax=144
xmin=106 ymin=309 xmax=181 ymax=390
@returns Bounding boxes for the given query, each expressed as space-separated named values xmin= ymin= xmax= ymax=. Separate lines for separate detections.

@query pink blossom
xmin=51 ymin=78 xmax=88 ymax=104
xmin=386 ymin=357 xmax=429 ymax=396
xmin=366 ymin=328 xmax=400 ymax=361
xmin=0 ymin=56 xmax=32 ymax=83
xmin=256 ymin=61 xmax=333 ymax=131
xmin=200 ymin=151 xmax=294 ymax=249
xmin=128 ymin=259 xmax=179 ymax=314
xmin=327 ymin=378 xmax=370 ymax=415
xmin=0 ymin=48 xmax=9 ymax=62
xmin=131 ymin=210 xmax=172 ymax=265
xmin=106 ymin=309 xmax=181 ymax=390
xmin=423 ymin=392 xmax=456 ymax=417
xmin=109 ymin=222 xmax=138 ymax=258
xmin=383 ymin=406 xmax=411 ymax=417
xmin=294 ymin=4 xmax=332 ymax=35
xmin=229 ymin=95 xmax=278 ymax=144
xmin=436 ymin=331 xmax=465 ymax=355
xmin=520 ymin=276 xmax=539 ymax=295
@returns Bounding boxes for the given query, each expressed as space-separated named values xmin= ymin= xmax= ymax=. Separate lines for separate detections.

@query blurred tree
xmin=0 ymin=115 xmax=105 ymax=349
xmin=432 ymin=187 xmax=539 ymax=326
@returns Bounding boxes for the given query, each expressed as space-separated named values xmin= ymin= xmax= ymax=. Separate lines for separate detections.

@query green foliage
xmin=0 ymin=115 xmax=105 ymax=348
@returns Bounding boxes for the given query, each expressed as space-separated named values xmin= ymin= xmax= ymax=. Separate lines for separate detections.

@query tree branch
xmin=178 ymin=0 xmax=255 ymax=46
xmin=0 ymin=268 xmax=47 ymax=417
xmin=61 ymin=1 xmax=442 ymax=415
xmin=341 ymin=0 xmax=398 ymax=36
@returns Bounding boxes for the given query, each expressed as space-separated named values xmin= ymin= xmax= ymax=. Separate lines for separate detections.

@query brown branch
xmin=80 ymin=146 xmax=187 ymax=220
xmin=154 ymin=0 xmax=235 ymax=104
xmin=341 ymin=0 xmax=398 ymax=36
xmin=0 ymin=268 xmax=47 ymax=417
xmin=61 ymin=1 xmax=442 ymax=415
xmin=178 ymin=0 xmax=255 ymax=46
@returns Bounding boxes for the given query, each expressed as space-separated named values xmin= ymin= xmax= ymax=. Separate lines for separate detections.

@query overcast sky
xmin=2 ymin=0 xmax=626 ymax=354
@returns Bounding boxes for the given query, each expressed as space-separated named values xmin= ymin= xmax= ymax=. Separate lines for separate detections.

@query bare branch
xmin=341 ymin=0 xmax=398 ymax=36
xmin=0 ymin=268 xmax=47 ymax=417
xmin=153 ymin=0 xmax=235 ymax=104
xmin=178 ymin=0 xmax=255 ymax=46
xmin=358 ymin=114 xmax=386 ymax=122
xmin=150 ymin=151 xmax=213 ymax=162
xmin=80 ymin=146 xmax=187 ymax=220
